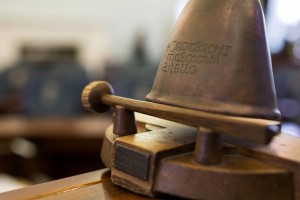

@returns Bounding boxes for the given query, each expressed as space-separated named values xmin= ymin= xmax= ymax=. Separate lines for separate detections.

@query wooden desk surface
xmin=0 ymin=115 xmax=111 ymax=139
xmin=0 ymin=115 xmax=112 ymax=180
xmin=0 ymin=169 xmax=165 ymax=200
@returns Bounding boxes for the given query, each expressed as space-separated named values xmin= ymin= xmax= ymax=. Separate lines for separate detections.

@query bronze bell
xmin=146 ymin=0 xmax=280 ymax=120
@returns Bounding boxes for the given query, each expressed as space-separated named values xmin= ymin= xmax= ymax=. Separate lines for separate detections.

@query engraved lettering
xmin=174 ymin=64 xmax=180 ymax=73
xmin=182 ymin=42 xmax=189 ymax=51
xmin=187 ymin=54 xmax=193 ymax=63
xmin=170 ymin=64 xmax=174 ymax=73
xmin=175 ymin=54 xmax=181 ymax=62
xmin=203 ymin=54 xmax=209 ymax=64
xmin=210 ymin=55 xmax=219 ymax=65
xmin=202 ymin=44 xmax=208 ymax=54
xmin=196 ymin=42 xmax=202 ymax=52
xmin=161 ymin=40 xmax=232 ymax=75
xmin=162 ymin=62 xmax=168 ymax=72
xmin=190 ymin=43 xmax=196 ymax=51
xmin=177 ymin=42 xmax=182 ymax=51
xmin=180 ymin=64 xmax=187 ymax=73
xmin=181 ymin=52 xmax=186 ymax=63
xmin=169 ymin=41 xmax=177 ymax=52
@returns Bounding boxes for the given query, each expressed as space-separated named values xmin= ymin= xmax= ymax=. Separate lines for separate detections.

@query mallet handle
xmin=82 ymin=81 xmax=280 ymax=144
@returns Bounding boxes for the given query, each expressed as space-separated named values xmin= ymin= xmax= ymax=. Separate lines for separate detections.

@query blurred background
xmin=0 ymin=0 xmax=300 ymax=193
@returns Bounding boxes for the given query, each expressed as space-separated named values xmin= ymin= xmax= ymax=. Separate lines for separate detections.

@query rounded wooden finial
xmin=81 ymin=81 xmax=114 ymax=113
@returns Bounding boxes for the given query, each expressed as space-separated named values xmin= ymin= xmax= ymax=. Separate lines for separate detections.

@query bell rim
xmin=146 ymin=93 xmax=281 ymax=120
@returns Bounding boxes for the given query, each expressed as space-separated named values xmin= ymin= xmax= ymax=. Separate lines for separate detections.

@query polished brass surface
xmin=146 ymin=0 xmax=280 ymax=120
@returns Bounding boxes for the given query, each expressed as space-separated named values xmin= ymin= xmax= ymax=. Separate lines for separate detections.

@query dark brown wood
xmin=113 ymin=106 xmax=137 ymax=136
xmin=194 ymin=127 xmax=223 ymax=165
xmin=101 ymin=125 xmax=117 ymax=169
xmin=81 ymin=81 xmax=280 ymax=145
xmin=101 ymin=114 xmax=300 ymax=199
xmin=154 ymin=153 xmax=294 ymax=200
xmin=81 ymin=81 xmax=114 ymax=113
xmin=235 ymin=134 xmax=300 ymax=200
xmin=110 ymin=123 xmax=197 ymax=196
xmin=0 ymin=116 xmax=111 ymax=139
xmin=100 ymin=93 xmax=279 ymax=145
xmin=101 ymin=120 xmax=149 ymax=169
xmin=0 ymin=116 xmax=112 ymax=180
xmin=0 ymin=169 xmax=165 ymax=200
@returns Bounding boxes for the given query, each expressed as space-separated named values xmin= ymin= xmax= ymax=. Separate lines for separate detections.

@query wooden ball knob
xmin=81 ymin=81 xmax=114 ymax=113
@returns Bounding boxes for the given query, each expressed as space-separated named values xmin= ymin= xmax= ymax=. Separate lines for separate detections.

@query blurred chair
xmin=22 ymin=61 xmax=89 ymax=117
xmin=0 ymin=46 xmax=108 ymax=184
xmin=0 ymin=46 xmax=89 ymax=117
xmin=104 ymin=65 xmax=157 ymax=100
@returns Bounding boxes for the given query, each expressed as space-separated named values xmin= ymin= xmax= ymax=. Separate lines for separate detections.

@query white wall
xmin=0 ymin=0 xmax=183 ymax=73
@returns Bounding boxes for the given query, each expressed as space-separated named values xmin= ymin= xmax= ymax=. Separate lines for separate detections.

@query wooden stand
xmin=99 ymin=114 xmax=297 ymax=200
xmin=82 ymin=82 xmax=299 ymax=199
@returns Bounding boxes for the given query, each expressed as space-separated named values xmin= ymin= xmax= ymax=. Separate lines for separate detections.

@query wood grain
xmin=110 ymin=123 xmax=197 ymax=196
xmin=101 ymin=120 xmax=151 ymax=169
xmin=0 ymin=169 xmax=165 ymax=200
xmin=194 ymin=128 xmax=223 ymax=165
xmin=236 ymin=133 xmax=300 ymax=200
xmin=81 ymin=81 xmax=280 ymax=144
xmin=154 ymin=153 xmax=294 ymax=200
xmin=103 ymin=113 xmax=300 ymax=199
xmin=0 ymin=116 xmax=111 ymax=139
xmin=113 ymin=105 xmax=137 ymax=136
xmin=135 ymin=113 xmax=300 ymax=199
xmin=100 ymin=94 xmax=279 ymax=144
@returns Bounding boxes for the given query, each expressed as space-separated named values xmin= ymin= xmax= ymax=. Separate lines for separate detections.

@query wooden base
xmin=111 ymin=121 xmax=197 ymax=196
xmin=100 ymin=113 xmax=300 ymax=200
xmin=155 ymin=153 xmax=293 ymax=200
